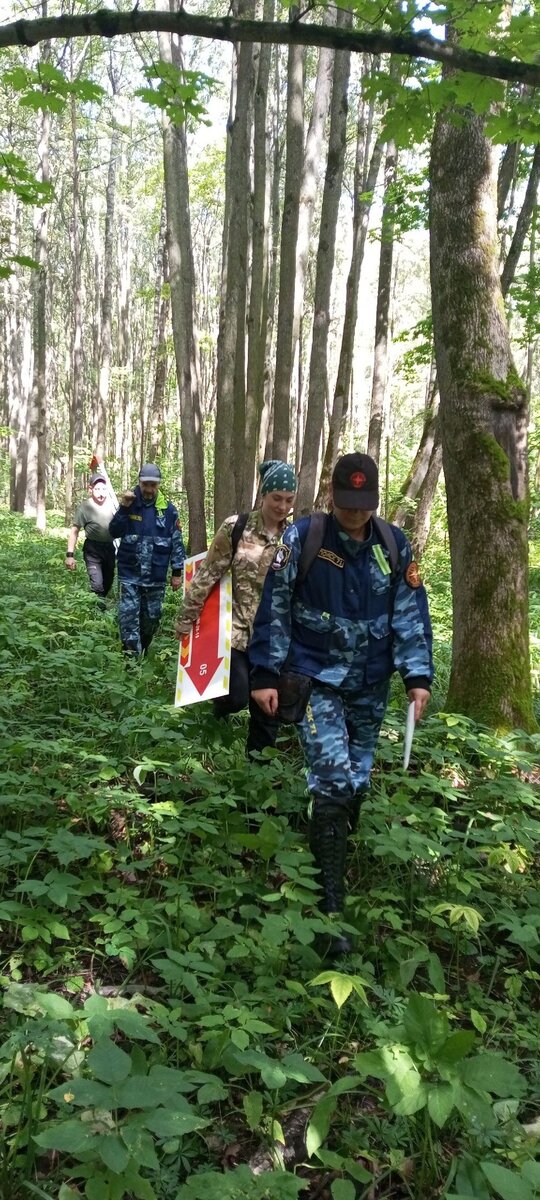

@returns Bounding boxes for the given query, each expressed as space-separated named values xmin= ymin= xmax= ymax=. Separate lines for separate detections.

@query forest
xmin=1 ymin=0 xmax=540 ymax=1197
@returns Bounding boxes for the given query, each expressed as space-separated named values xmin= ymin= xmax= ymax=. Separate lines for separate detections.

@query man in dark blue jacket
xmin=109 ymin=464 xmax=185 ymax=656
xmin=250 ymin=452 xmax=433 ymax=952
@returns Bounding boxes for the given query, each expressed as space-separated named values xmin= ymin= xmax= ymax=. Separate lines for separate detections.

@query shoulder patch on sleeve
xmin=405 ymin=561 xmax=422 ymax=589
xmin=271 ymin=544 xmax=291 ymax=571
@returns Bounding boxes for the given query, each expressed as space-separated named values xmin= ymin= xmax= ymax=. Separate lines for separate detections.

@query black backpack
xmin=230 ymin=509 xmax=399 ymax=581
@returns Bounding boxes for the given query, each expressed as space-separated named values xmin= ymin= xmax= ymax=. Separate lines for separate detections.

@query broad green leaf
xmin=427 ymin=1083 xmax=455 ymax=1127
xmin=436 ymin=1030 xmax=476 ymax=1065
xmin=98 ymin=1134 xmax=131 ymax=1174
xmin=143 ymin=1109 xmax=208 ymax=1138
xmin=331 ymin=975 xmax=353 ymax=1009
xmin=306 ymin=1095 xmax=336 ymax=1158
xmin=243 ymin=1090 xmax=263 ymax=1131
xmin=49 ymin=1078 xmax=113 ymax=1108
xmin=39 ymin=991 xmax=75 ymax=1020
xmin=331 ymin=1180 xmax=356 ymax=1200
xmin=260 ymin=1062 xmax=287 ymax=1089
xmin=481 ymin=1162 xmax=534 ymax=1200
xmin=87 ymin=1039 xmax=132 ymax=1084
xmin=34 ymin=1119 xmax=96 ymax=1153
xmin=470 ymin=1009 xmax=487 ymax=1034
xmin=462 ymin=1054 xmax=526 ymax=1098
xmin=403 ymin=993 xmax=448 ymax=1052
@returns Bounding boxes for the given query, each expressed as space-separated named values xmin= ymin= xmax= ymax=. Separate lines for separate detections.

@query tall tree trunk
xmin=148 ymin=241 xmax=170 ymax=464
xmin=497 ymin=141 xmax=520 ymax=220
xmin=215 ymin=0 xmax=256 ymax=521
xmin=118 ymin=198 xmax=132 ymax=468
xmin=430 ymin=99 xmax=534 ymax=730
xmin=367 ymin=137 xmax=398 ymax=463
xmin=65 ymin=88 xmax=85 ymax=524
xmin=272 ymin=27 xmax=304 ymax=460
xmin=96 ymin=118 xmax=119 ymax=458
xmin=259 ymin=47 xmax=281 ymax=463
xmin=316 ymin=90 xmax=383 ymax=508
xmin=406 ymin=435 xmax=443 ymax=558
xmin=500 ymin=144 xmax=540 ymax=297
xmin=143 ymin=195 xmax=168 ymax=461
xmin=5 ymin=197 xmax=28 ymax=512
xmin=25 ymin=30 xmax=50 ymax=529
xmin=296 ymin=15 xmax=351 ymax=515
xmin=391 ymin=379 xmax=439 ymax=526
xmin=243 ymin=0 xmax=273 ymax=510
xmin=159 ymin=12 xmax=207 ymax=551
xmin=291 ymin=11 xmax=336 ymax=369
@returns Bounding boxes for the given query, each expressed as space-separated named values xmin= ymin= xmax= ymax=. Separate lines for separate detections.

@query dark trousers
xmin=83 ymin=540 xmax=116 ymax=598
xmin=213 ymin=648 xmax=280 ymax=756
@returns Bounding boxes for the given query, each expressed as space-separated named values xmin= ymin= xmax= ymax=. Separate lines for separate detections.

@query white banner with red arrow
xmin=174 ymin=554 xmax=233 ymax=707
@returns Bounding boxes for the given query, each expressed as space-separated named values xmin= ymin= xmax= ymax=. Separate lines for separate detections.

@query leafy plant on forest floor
xmin=0 ymin=512 xmax=540 ymax=1199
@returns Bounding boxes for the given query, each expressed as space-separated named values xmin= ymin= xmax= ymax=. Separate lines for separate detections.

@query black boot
xmin=309 ymin=800 xmax=352 ymax=957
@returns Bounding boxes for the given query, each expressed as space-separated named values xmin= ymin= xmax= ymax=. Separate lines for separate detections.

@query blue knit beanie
xmin=259 ymin=460 xmax=297 ymax=495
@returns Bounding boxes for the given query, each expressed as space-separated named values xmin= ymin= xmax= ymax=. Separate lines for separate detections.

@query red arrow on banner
xmin=185 ymin=582 xmax=223 ymax=695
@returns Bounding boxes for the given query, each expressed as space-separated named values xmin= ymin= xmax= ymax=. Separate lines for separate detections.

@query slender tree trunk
xmin=259 ymin=47 xmax=281 ymax=463
xmin=391 ymin=383 xmax=440 ymax=526
xmin=65 ymin=89 xmax=85 ymax=523
xmin=215 ymin=0 xmax=257 ymax=520
xmin=143 ymin=195 xmax=167 ymax=461
xmin=316 ymin=91 xmax=383 ymax=507
xmin=96 ymin=120 xmax=119 ymax=458
xmin=367 ymin=137 xmax=397 ymax=463
xmin=430 ymin=99 xmax=534 ymax=729
xmin=406 ymin=435 xmax=443 ymax=558
xmin=243 ymin=0 xmax=273 ymax=509
xmin=296 ymin=14 xmax=351 ymax=515
xmin=148 ymin=242 xmax=170 ymax=464
xmin=159 ymin=13 xmax=207 ymax=551
xmin=291 ymin=10 xmax=336 ymax=364
xmin=497 ymin=141 xmax=521 ymax=220
xmin=501 ymin=144 xmax=540 ymax=296
xmin=25 ymin=31 xmax=50 ymax=529
xmin=272 ymin=23 xmax=304 ymax=460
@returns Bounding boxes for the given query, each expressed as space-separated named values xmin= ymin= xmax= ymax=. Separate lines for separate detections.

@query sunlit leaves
xmin=135 ymin=63 xmax=218 ymax=127
xmin=3 ymin=62 xmax=104 ymax=113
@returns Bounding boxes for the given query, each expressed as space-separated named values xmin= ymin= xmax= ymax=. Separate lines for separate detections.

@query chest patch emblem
xmin=317 ymin=549 xmax=344 ymax=569
xmin=271 ymin=544 xmax=291 ymax=571
xmin=129 ymin=513 xmax=142 ymax=521
xmin=405 ymin=561 xmax=422 ymax=589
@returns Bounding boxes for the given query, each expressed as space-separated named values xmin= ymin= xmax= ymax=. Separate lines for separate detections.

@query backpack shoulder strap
xmin=231 ymin=513 xmax=249 ymax=559
xmin=296 ymin=511 xmax=328 ymax=586
xmin=372 ymin=515 xmax=399 ymax=575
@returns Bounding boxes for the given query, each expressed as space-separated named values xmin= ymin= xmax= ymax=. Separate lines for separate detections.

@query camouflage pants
xmin=118 ymin=582 xmax=166 ymax=656
xmin=298 ymin=679 xmax=389 ymax=804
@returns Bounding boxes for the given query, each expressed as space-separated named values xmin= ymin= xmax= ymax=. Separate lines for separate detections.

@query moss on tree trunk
xmin=430 ymin=104 xmax=536 ymax=731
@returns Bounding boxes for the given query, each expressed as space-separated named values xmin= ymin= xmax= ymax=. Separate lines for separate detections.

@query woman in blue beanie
xmin=175 ymin=461 xmax=297 ymax=756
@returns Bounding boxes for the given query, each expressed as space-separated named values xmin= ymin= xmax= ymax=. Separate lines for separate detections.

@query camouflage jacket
xmin=249 ymin=514 xmax=433 ymax=692
xmin=176 ymin=509 xmax=287 ymax=651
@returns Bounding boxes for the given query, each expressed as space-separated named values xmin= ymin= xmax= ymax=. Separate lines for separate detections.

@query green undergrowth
xmin=1 ymin=511 xmax=540 ymax=1200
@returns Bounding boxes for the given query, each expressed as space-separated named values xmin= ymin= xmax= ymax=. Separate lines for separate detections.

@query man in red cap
xmin=250 ymin=452 xmax=433 ymax=955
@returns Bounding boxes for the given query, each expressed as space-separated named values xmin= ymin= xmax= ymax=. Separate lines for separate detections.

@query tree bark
xmin=430 ymin=100 xmax=534 ymax=729
xmin=65 ymin=88 xmax=86 ymax=525
xmin=272 ymin=25 xmax=304 ymax=460
xmin=500 ymin=144 xmax=540 ymax=297
xmin=291 ymin=10 xmax=337 ymax=376
xmin=243 ymin=0 xmax=273 ymax=510
xmin=25 ymin=27 xmax=50 ymax=530
xmin=215 ymin=0 xmax=257 ymax=520
xmin=3 ymin=10 xmax=540 ymax=88
xmin=96 ymin=116 xmax=119 ymax=458
xmin=159 ymin=12 xmax=207 ymax=552
xmin=367 ymin=137 xmax=398 ymax=463
xmin=295 ymin=13 xmax=351 ymax=515
xmin=315 ymin=85 xmax=383 ymax=508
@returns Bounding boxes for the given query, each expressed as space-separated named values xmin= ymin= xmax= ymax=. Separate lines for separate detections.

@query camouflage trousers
xmin=298 ymin=679 xmax=389 ymax=803
xmin=118 ymin=582 xmax=166 ymax=656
